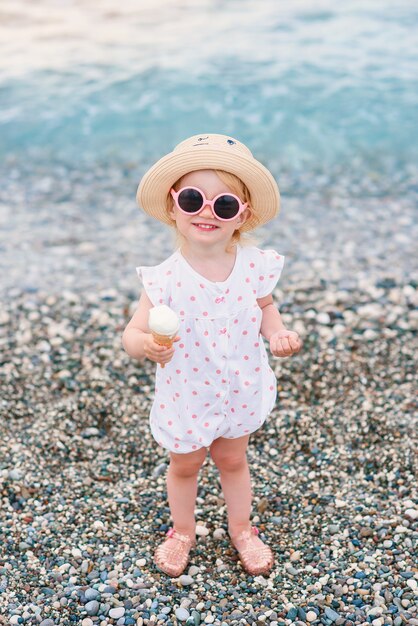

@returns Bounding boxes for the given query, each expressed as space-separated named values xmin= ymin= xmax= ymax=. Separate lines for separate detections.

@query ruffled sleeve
xmin=256 ymin=248 xmax=285 ymax=298
xmin=136 ymin=265 xmax=167 ymax=306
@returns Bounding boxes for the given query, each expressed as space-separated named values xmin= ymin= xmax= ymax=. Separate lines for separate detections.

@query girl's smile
xmin=192 ymin=221 xmax=220 ymax=231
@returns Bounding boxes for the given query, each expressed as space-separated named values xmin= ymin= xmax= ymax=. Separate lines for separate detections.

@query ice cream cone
xmin=151 ymin=332 xmax=176 ymax=368
xmin=148 ymin=305 xmax=180 ymax=369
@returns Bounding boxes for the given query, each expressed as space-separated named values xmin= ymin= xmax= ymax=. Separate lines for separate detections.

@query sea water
xmin=1 ymin=0 xmax=417 ymax=185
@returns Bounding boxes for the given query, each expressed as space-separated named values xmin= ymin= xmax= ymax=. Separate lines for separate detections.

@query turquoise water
xmin=1 ymin=0 xmax=417 ymax=184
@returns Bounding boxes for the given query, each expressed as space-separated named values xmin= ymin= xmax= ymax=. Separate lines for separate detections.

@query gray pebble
xmin=175 ymin=607 xmax=190 ymax=621
xmin=9 ymin=469 xmax=23 ymax=481
xmin=85 ymin=600 xmax=99 ymax=616
xmin=152 ymin=462 xmax=168 ymax=478
xmin=84 ymin=588 xmax=100 ymax=601
xmin=325 ymin=607 xmax=341 ymax=621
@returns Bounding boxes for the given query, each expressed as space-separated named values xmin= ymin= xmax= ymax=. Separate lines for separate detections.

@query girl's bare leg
xmin=209 ymin=434 xmax=252 ymax=536
xmin=166 ymin=447 xmax=207 ymax=537
xmin=210 ymin=434 xmax=274 ymax=574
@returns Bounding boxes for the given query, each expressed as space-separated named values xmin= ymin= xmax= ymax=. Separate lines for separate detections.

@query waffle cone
xmin=152 ymin=332 xmax=175 ymax=347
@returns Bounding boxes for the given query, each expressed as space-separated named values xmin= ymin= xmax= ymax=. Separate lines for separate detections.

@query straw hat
xmin=136 ymin=133 xmax=280 ymax=232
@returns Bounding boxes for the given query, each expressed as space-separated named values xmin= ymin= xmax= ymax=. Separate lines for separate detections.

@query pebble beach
xmin=1 ymin=161 xmax=417 ymax=626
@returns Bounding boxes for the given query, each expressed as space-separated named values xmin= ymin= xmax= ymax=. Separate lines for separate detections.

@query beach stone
xmin=179 ymin=575 xmax=194 ymax=586
xmin=8 ymin=469 xmax=23 ymax=481
xmin=175 ymin=607 xmax=190 ymax=621
xmin=85 ymin=600 xmax=100 ymax=616
xmin=286 ymin=608 xmax=298 ymax=620
xmin=213 ymin=528 xmax=226 ymax=540
xmin=316 ymin=312 xmax=331 ymax=325
xmin=85 ymin=588 xmax=100 ymax=601
xmin=325 ymin=607 xmax=341 ymax=621
xmin=93 ymin=520 xmax=105 ymax=529
xmin=152 ymin=462 xmax=168 ymax=478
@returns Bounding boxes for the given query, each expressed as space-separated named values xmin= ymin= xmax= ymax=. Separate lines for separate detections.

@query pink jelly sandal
xmin=230 ymin=526 xmax=274 ymax=575
xmin=154 ymin=528 xmax=196 ymax=577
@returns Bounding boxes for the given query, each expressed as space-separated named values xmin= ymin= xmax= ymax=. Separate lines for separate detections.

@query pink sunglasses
xmin=170 ymin=186 xmax=248 ymax=221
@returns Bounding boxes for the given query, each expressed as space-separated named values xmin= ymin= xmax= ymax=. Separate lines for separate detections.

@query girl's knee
xmin=169 ymin=447 xmax=207 ymax=476
xmin=210 ymin=435 xmax=249 ymax=472
xmin=213 ymin=453 xmax=247 ymax=473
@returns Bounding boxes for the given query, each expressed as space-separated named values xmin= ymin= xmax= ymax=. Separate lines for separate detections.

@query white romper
xmin=137 ymin=245 xmax=285 ymax=454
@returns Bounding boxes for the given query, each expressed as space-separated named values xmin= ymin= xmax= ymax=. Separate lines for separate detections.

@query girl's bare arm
xmin=122 ymin=291 xmax=179 ymax=365
xmin=257 ymin=294 xmax=286 ymax=339
xmin=257 ymin=294 xmax=302 ymax=357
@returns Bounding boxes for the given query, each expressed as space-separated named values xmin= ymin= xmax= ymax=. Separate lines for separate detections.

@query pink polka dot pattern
xmin=137 ymin=246 xmax=285 ymax=453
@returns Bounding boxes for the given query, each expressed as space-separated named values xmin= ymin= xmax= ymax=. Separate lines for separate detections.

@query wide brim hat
xmin=136 ymin=133 xmax=280 ymax=232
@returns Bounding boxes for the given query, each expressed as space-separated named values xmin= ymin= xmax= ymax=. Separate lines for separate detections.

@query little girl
xmin=122 ymin=134 xmax=301 ymax=577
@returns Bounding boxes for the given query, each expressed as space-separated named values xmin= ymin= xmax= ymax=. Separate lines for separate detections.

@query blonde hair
xmin=165 ymin=169 xmax=258 ymax=250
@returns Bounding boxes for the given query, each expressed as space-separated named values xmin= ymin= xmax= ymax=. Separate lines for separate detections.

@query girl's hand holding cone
xmin=143 ymin=333 xmax=181 ymax=367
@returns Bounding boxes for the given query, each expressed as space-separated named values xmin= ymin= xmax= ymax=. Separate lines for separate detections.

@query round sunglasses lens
xmin=178 ymin=188 xmax=203 ymax=213
xmin=214 ymin=195 xmax=240 ymax=220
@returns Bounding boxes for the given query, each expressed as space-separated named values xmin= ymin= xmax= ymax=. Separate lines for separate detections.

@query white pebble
xmin=254 ymin=575 xmax=269 ymax=586
xmin=316 ymin=312 xmax=331 ymax=325
xmin=306 ymin=610 xmax=318 ymax=621
xmin=407 ymin=578 xmax=417 ymax=591
xmin=82 ymin=619 xmax=94 ymax=626
xmin=213 ymin=528 xmax=226 ymax=540
xmin=368 ymin=607 xmax=383 ymax=616
xmin=204 ymin=614 xmax=215 ymax=623
xmin=136 ymin=558 xmax=147 ymax=567
xmin=404 ymin=508 xmax=418 ymax=520
xmin=72 ymin=547 xmax=82 ymax=559
xmin=179 ymin=574 xmax=194 ymax=586
xmin=109 ymin=607 xmax=125 ymax=619
xmin=290 ymin=550 xmax=301 ymax=562
xmin=196 ymin=525 xmax=210 ymax=536
xmin=56 ymin=369 xmax=72 ymax=379
xmin=93 ymin=520 xmax=105 ymax=529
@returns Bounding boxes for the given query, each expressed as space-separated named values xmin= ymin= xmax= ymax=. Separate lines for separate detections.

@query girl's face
xmin=168 ymin=170 xmax=250 ymax=249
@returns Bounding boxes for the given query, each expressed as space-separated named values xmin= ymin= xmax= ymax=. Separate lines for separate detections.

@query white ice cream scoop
xmin=148 ymin=305 xmax=180 ymax=336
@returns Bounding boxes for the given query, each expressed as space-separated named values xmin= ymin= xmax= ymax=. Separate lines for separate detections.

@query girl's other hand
xmin=270 ymin=329 xmax=302 ymax=357
xmin=143 ymin=334 xmax=181 ymax=366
